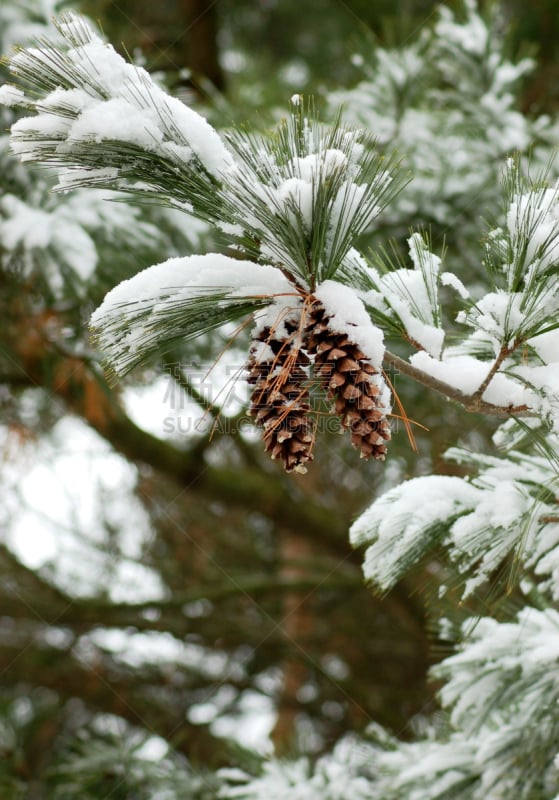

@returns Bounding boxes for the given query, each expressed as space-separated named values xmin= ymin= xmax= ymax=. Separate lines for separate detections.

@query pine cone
xmin=247 ymin=321 xmax=315 ymax=473
xmin=305 ymin=299 xmax=390 ymax=460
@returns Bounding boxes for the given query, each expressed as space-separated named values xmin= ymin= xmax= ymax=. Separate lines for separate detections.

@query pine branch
xmin=384 ymin=349 xmax=532 ymax=417
xmin=89 ymin=254 xmax=291 ymax=378
xmin=469 ymin=343 xmax=513 ymax=402
xmin=3 ymin=13 xmax=231 ymax=222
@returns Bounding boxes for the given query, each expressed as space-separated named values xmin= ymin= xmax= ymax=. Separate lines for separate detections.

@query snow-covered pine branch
xmin=0 ymin=4 xmax=206 ymax=298
xmin=221 ymin=103 xmax=404 ymax=287
xmin=350 ymin=430 xmax=559 ymax=598
xmin=366 ymin=160 xmax=559 ymax=430
xmin=219 ymin=736 xmax=379 ymax=800
xmin=374 ymin=606 xmax=559 ymax=799
xmin=3 ymin=10 xmax=559 ymax=468
xmin=89 ymin=254 xmax=294 ymax=378
xmin=330 ymin=0 xmax=552 ymax=245
xmin=360 ymin=232 xmax=446 ymax=358
xmin=217 ymin=604 xmax=559 ymax=800
xmin=0 ymin=12 xmax=232 ymax=218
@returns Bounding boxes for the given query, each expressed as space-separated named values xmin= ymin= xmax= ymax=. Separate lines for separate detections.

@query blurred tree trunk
xmin=504 ymin=0 xmax=559 ymax=112
xmin=80 ymin=0 xmax=225 ymax=92
xmin=178 ymin=0 xmax=225 ymax=92
xmin=271 ymin=530 xmax=315 ymax=753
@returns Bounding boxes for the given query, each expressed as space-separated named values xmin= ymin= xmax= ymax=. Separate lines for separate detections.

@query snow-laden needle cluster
xmin=351 ymin=433 xmax=559 ymax=598
xmin=217 ymin=603 xmax=559 ymax=799
xmin=2 ymin=13 xmax=559 ymax=475
xmin=0 ymin=13 xmax=405 ymax=471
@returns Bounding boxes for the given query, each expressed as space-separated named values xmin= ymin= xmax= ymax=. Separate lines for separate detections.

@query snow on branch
xmin=219 ymin=736 xmax=377 ymax=799
xmin=426 ymin=607 xmax=559 ymax=797
xmin=436 ymin=607 xmax=559 ymax=733
xmin=90 ymin=254 xmax=293 ymax=377
xmin=2 ymin=13 xmax=232 ymax=216
xmin=363 ymin=232 xmax=445 ymax=357
xmin=377 ymin=735 xmax=479 ymax=799
xmin=300 ymin=607 xmax=559 ymax=799
xmin=351 ymin=440 xmax=559 ymax=598
xmin=350 ymin=475 xmax=480 ymax=592
xmin=459 ymin=160 xmax=559 ymax=348
xmin=362 ymin=161 xmax=559 ymax=429
xmin=220 ymin=100 xmax=405 ymax=287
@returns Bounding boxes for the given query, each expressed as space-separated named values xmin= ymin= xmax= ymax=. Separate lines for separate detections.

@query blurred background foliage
xmin=1 ymin=0 xmax=559 ymax=795
xmin=80 ymin=0 xmax=559 ymax=111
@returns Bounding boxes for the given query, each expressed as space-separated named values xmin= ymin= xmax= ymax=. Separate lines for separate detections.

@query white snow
xmin=220 ymin=736 xmax=376 ymax=799
xmin=0 ymin=84 xmax=26 ymax=106
xmin=314 ymin=280 xmax=385 ymax=367
xmin=350 ymin=475 xmax=480 ymax=590
xmin=507 ymin=184 xmax=559 ymax=274
xmin=527 ymin=328 xmax=559 ymax=363
xmin=409 ymin=349 xmax=540 ymax=411
xmin=92 ymin=254 xmax=292 ymax=319
xmin=278 ymin=176 xmax=315 ymax=230
xmin=435 ymin=1 xmax=489 ymax=56
xmin=294 ymin=149 xmax=348 ymax=182
xmin=409 ymin=351 xmax=486 ymax=395
xmin=10 ymin=112 xmax=70 ymax=156
xmin=6 ymin=13 xmax=233 ymax=178
xmin=378 ymin=267 xmax=445 ymax=357
xmin=68 ymin=97 xmax=166 ymax=149
xmin=481 ymin=370 xmax=538 ymax=409
xmin=457 ymin=291 xmax=528 ymax=350
xmin=90 ymin=254 xmax=295 ymax=375
xmin=362 ymin=233 xmax=445 ymax=357
xmin=441 ymin=270 xmax=470 ymax=299
xmin=251 ymin=293 xmax=304 ymax=345
xmin=436 ymin=607 xmax=559 ymax=729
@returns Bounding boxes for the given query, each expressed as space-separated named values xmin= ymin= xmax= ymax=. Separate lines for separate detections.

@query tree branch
xmin=384 ymin=349 xmax=532 ymax=417
xmin=0 ymin=640 xmax=247 ymax=766
xmin=469 ymin=344 xmax=512 ymax=402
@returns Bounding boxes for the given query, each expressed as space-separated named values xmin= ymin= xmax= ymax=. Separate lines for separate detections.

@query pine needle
xmin=382 ymin=366 xmax=421 ymax=452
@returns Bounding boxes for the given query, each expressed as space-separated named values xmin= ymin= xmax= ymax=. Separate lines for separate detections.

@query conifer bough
xmin=3 ymin=11 xmax=559 ymax=473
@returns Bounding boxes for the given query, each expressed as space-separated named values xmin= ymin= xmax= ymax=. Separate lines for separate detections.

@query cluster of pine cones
xmin=246 ymin=298 xmax=391 ymax=473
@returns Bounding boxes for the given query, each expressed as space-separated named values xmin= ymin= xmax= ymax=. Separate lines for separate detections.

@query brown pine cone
xmin=305 ymin=299 xmax=390 ymax=460
xmin=247 ymin=320 xmax=315 ymax=473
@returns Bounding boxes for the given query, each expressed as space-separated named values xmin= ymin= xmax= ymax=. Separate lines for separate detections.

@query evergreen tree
xmin=2 ymin=2 xmax=559 ymax=797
